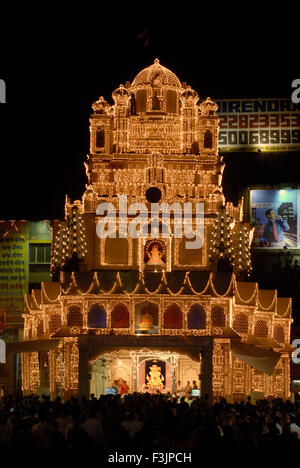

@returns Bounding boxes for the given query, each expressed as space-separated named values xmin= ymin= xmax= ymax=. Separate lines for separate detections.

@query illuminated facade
xmin=18 ymin=60 xmax=293 ymax=401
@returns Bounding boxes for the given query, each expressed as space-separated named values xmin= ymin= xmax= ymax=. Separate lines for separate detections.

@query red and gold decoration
xmin=144 ymin=360 xmax=165 ymax=392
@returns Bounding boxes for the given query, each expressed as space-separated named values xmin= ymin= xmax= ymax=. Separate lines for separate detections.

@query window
xmin=179 ymin=236 xmax=203 ymax=265
xmin=88 ymin=304 xmax=106 ymax=328
xmin=164 ymin=303 xmax=183 ymax=329
xmin=204 ymin=130 xmax=213 ymax=148
xmin=136 ymin=90 xmax=147 ymax=113
xmin=254 ymin=320 xmax=268 ymax=337
xmin=105 ymin=237 xmax=128 ymax=264
xmin=167 ymin=90 xmax=177 ymax=113
xmin=152 ymin=89 xmax=162 ymax=110
xmin=67 ymin=305 xmax=83 ymax=326
xmin=29 ymin=244 xmax=51 ymax=264
xmin=233 ymin=313 xmax=248 ymax=334
xmin=211 ymin=306 xmax=226 ymax=326
xmin=96 ymin=129 xmax=105 ymax=148
xmin=49 ymin=314 xmax=61 ymax=334
xmin=111 ymin=303 xmax=129 ymax=328
xmin=188 ymin=304 xmax=206 ymax=329
xmin=274 ymin=325 xmax=285 ymax=343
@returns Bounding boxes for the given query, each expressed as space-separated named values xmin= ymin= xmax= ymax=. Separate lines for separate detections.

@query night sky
xmin=0 ymin=19 xmax=299 ymax=221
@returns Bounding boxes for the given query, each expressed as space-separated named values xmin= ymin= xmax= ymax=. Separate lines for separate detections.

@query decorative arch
xmin=211 ymin=306 xmax=226 ymax=326
xmin=188 ymin=303 xmax=206 ymax=329
xmin=135 ymin=300 xmax=159 ymax=333
xmin=88 ymin=303 xmax=106 ymax=328
xmin=67 ymin=305 xmax=83 ymax=326
xmin=163 ymin=303 xmax=183 ymax=329
xmin=254 ymin=320 xmax=268 ymax=337
xmin=274 ymin=324 xmax=285 ymax=343
xmin=232 ymin=313 xmax=248 ymax=334
xmin=49 ymin=313 xmax=61 ymax=334
xmin=111 ymin=303 xmax=130 ymax=328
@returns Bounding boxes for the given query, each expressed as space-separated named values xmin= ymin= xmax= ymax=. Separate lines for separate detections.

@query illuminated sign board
xmin=250 ymin=189 xmax=300 ymax=248
xmin=217 ymin=99 xmax=300 ymax=152
xmin=0 ymin=221 xmax=29 ymax=314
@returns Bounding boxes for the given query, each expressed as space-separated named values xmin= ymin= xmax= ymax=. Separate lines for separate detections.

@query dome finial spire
xmin=131 ymin=60 xmax=181 ymax=88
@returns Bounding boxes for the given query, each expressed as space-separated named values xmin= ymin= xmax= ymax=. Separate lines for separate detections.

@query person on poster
xmin=260 ymin=209 xmax=289 ymax=247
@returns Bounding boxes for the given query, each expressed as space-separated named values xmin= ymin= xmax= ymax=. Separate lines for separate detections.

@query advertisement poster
xmin=217 ymin=99 xmax=300 ymax=152
xmin=250 ymin=189 xmax=299 ymax=248
xmin=0 ymin=221 xmax=29 ymax=314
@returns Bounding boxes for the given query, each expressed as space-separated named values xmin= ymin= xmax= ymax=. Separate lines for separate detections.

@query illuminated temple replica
xmin=17 ymin=60 xmax=293 ymax=401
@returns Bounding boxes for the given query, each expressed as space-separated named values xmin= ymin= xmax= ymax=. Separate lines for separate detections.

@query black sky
xmin=0 ymin=18 xmax=299 ymax=221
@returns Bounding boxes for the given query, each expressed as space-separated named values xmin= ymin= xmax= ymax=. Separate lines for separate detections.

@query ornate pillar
xmin=49 ymin=349 xmax=57 ymax=400
xmin=201 ymin=337 xmax=213 ymax=405
xmin=64 ymin=338 xmax=79 ymax=399
xmin=39 ymin=351 xmax=50 ymax=396
xmin=29 ymin=352 xmax=40 ymax=393
xmin=78 ymin=340 xmax=90 ymax=399
xmin=21 ymin=353 xmax=30 ymax=394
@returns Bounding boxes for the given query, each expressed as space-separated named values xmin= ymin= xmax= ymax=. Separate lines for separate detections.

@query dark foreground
xmin=0 ymin=393 xmax=300 ymax=449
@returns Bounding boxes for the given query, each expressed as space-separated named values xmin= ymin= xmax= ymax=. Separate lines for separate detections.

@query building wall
xmin=0 ymin=220 xmax=52 ymax=395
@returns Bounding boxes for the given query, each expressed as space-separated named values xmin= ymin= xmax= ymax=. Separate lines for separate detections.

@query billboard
xmin=0 ymin=221 xmax=29 ymax=314
xmin=217 ymin=99 xmax=300 ymax=152
xmin=250 ymin=189 xmax=300 ymax=248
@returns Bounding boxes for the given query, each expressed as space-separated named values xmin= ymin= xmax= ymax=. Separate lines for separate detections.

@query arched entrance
xmin=132 ymin=350 xmax=178 ymax=393
xmin=89 ymin=349 xmax=201 ymax=398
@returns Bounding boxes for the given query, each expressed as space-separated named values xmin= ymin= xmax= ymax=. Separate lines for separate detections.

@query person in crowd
xmin=175 ymin=381 xmax=183 ymax=398
xmin=121 ymin=411 xmax=143 ymax=440
xmin=290 ymin=415 xmax=300 ymax=441
xmin=82 ymin=408 xmax=104 ymax=447
xmin=120 ymin=380 xmax=129 ymax=396
xmin=184 ymin=381 xmax=192 ymax=400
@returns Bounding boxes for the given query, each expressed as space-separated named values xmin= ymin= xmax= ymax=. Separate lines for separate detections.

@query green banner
xmin=0 ymin=221 xmax=29 ymax=314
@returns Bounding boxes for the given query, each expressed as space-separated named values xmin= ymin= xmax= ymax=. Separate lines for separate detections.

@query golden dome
xmin=131 ymin=59 xmax=182 ymax=88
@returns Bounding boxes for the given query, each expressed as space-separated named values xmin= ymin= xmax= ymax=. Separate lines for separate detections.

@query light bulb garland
xmin=51 ymin=207 xmax=87 ymax=272
xmin=232 ymin=224 xmax=253 ymax=277
xmin=209 ymin=206 xmax=234 ymax=266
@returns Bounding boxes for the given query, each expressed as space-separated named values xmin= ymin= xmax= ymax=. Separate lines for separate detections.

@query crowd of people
xmin=0 ymin=391 xmax=300 ymax=448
